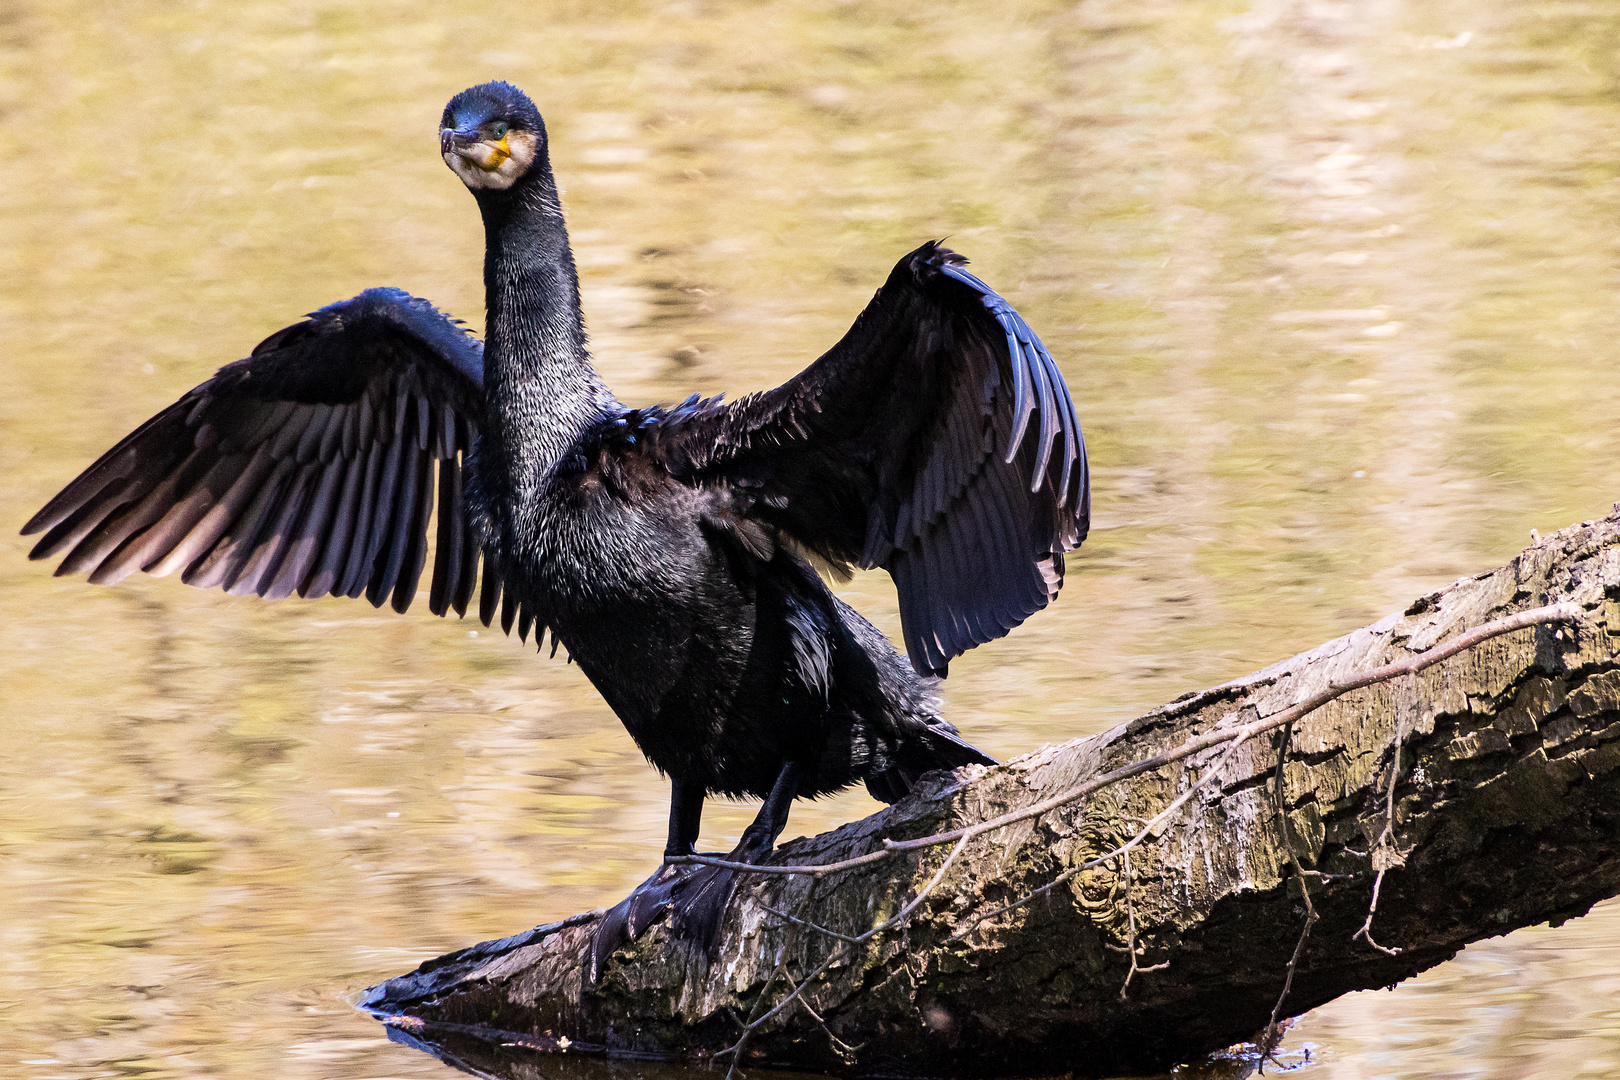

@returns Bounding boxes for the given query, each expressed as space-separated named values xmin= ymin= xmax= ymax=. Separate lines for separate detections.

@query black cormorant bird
xmin=23 ymin=82 xmax=1089 ymax=974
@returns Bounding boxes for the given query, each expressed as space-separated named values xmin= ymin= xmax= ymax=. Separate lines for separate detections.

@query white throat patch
xmin=444 ymin=129 xmax=539 ymax=191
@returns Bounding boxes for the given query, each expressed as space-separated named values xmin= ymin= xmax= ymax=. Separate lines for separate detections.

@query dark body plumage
xmin=23 ymin=82 xmax=1090 ymax=961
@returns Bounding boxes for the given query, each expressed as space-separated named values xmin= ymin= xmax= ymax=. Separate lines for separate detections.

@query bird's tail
xmin=865 ymin=721 xmax=997 ymax=805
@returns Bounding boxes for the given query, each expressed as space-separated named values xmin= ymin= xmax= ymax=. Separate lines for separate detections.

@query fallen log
xmin=361 ymin=510 xmax=1620 ymax=1078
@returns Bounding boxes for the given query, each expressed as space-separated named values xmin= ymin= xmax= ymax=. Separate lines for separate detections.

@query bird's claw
xmin=588 ymin=862 xmax=677 ymax=982
xmin=586 ymin=847 xmax=774 ymax=983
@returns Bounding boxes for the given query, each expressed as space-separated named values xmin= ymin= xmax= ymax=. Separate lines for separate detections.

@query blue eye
xmin=490 ymin=121 xmax=509 ymax=139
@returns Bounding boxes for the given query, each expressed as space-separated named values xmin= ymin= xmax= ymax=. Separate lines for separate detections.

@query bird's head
xmin=440 ymin=82 xmax=546 ymax=191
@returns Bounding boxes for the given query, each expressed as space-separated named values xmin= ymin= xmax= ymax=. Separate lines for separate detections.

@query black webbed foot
xmin=586 ymin=857 xmax=733 ymax=982
xmin=588 ymin=764 xmax=800 ymax=983
xmin=585 ymin=833 xmax=779 ymax=983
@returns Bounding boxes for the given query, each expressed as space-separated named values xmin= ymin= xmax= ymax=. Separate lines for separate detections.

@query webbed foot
xmin=586 ymin=838 xmax=775 ymax=983
xmin=588 ymin=764 xmax=800 ymax=983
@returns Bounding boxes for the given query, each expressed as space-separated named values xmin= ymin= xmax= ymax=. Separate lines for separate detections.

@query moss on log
xmin=361 ymin=511 xmax=1620 ymax=1077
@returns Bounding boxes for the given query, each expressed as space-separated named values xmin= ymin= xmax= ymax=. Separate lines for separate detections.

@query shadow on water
xmin=376 ymin=1023 xmax=832 ymax=1080
xmin=5 ymin=0 xmax=1620 ymax=1078
xmin=366 ymin=1025 xmax=1299 ymax=1080
xmin=361 ymin=1014 xmax=1312 ymax=1080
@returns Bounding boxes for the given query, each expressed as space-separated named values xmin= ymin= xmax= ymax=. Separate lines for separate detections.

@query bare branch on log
xmin=950 ymin=736 xmax=1249 ymax=940
xmin=1352 ymin=701 xmax=1412 ymax=958
xmin=1106 ymin=848 xmax=1169 ymax=999
xmin=1265 ymin=719 xmax=1319 ymax=1043
xmin=715 ymin=834 xmax=974 ymax=1063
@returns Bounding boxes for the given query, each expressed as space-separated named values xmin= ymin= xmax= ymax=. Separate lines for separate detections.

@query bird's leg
xmin=587 ymin=764 xmax=806 ymax=980
xmin=735 ymin=760 xmax=803 ymax=860
xmin=588 ymin=778 xmax=707 ymax=983
xmin=668 ymin=760 xmax=804 ymax=949
xmin=665 ymin=777 xmax=704 ymax=858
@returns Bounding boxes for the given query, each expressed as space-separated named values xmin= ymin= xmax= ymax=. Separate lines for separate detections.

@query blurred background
xmin=2 ymin=0 xmax=1618 ymax=1077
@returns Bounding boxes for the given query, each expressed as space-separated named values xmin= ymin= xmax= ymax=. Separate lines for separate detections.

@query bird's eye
xmin=489 ymin=121 xmax=509 ymax=140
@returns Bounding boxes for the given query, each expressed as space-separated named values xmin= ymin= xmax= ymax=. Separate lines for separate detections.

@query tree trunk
xmin=361 ymin=511 xmax=1620 ymax=1078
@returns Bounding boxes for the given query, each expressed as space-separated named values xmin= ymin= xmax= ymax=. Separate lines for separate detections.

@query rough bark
xmin=362 ymin=511 xmax=1620 ymax=1078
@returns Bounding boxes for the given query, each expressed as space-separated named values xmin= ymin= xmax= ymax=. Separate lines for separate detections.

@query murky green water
xmin=3 ymin=0 xmax=1618 ymax=1077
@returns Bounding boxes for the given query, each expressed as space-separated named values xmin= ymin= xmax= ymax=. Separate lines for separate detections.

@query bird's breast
xmin=514 ymin=458 xmax=702 ymax=609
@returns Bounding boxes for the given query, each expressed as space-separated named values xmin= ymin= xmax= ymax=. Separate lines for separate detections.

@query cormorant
xmin=23 ymin=82 xmax=1089 ymax=975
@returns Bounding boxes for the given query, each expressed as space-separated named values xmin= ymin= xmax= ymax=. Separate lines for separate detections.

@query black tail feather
xmin=865 ymin=723 xmax=996 ymax=805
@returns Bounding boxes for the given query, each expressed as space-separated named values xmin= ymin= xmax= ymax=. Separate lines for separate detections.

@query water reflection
xmin=375 ymin=1022 xmax=1297 ymax=1080
xmin=4 ymin=0 xmax=1618 ymax=1078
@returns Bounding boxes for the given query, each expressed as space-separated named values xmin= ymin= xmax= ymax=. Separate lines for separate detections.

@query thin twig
xmin=1265 ymin=720 xmax=1320 ymax=1043
xmin=669 ymin=604 xmax=1580 ymax=882
xmin=1353 ymin=681 xmax=1412 ymax=957
xmin=759 ymin=904 xmax=863 ymax=944
xmin=794 ymin=993 xmax=863 ymax=1061
xmin=951 ymin=737 xmax=1248 ymax=940
xmin=1354 ymin=865 xmax=1399 ymax=957
xmin=1111 ymin=848 xmax=1169 ymax=998
xmin=715 ymin=835 xmax=972 ymax=1061
xmin=724 ymin=950 xmax=786 ymax=1080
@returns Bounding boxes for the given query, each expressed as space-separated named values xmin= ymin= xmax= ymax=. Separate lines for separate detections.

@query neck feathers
xmin=477 ymin=159 xmax=613 ymax=487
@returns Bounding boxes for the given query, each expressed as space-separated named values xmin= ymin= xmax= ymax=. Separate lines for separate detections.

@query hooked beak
xmin=440 ymin=127 xmax=513 ymax=172
xmin=440 ymin=127 xmax=483 ymax=158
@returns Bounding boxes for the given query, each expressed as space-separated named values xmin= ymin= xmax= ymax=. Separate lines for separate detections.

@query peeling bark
xmin=362 ymin=511 xmax=1620 ymax=1078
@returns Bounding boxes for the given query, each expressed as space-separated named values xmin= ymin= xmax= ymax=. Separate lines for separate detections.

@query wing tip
xmin=20 ymin=509 xmax=50 ymax=537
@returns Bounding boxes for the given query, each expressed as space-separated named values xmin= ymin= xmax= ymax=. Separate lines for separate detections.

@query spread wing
xmin=649 ymin=242 xmax=1089 ymax=676
xmin=22 ymin=288 xmax=495 ymax=619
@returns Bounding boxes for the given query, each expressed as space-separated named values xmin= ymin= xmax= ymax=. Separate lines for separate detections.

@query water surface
xmin=3 ymin=0 xmax=1618 ymax=1077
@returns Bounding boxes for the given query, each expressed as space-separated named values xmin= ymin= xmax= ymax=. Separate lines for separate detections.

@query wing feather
xmin=190 ymin=456 xmax=298 ymax=591
xmin=64 ymin=453 xmax=203 ymax=580
xmin=479 ymin=559 xmax=502 ymax=628
xmin=452 ymin=467 xmax=479 ymax=617
xmin=271 ymin=458 xmax=345 ymax=598
xmin=154 ymin=450 xmax=279 ymax=579
xmin=267 ymin=404 xmax=318 ymax=461
xmin=500 ymin=585 xmax=518 ymax=636
xmin=23 ymin=288 xmax=493 ymax=623
xmin=430 ymin=451 xmax=464 ymax=617
xmin=340 ymin=439 xmax=386 ymax=599
xmin=302 ymin=452 xmax=363 ymax=599
xmin=651 ymin=243 xmax=1089 ymax=675
xmin=294 ymin=403 xmax=332 ymax=463
xmin=28 ymin=483 xmax=132 ymax=564
xmin=230 ymin=464 xmax=318 ymax=597
xmin=391 ymin=450 xmax=435 ymax=614
xmin=103 ymin=454 xmax=253 ymax=584
xmin=366 ymin=431 xmax=419 ymax=608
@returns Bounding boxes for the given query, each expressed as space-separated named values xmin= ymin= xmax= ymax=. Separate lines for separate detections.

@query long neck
xmin=477 ymin=162 xmax=613 ymax=492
